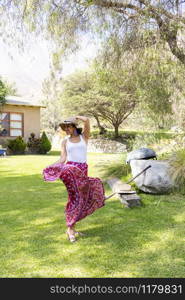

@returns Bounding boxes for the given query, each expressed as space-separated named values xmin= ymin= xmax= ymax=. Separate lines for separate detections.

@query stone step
xmin=107 ymin=177 xmax=141 ymax=208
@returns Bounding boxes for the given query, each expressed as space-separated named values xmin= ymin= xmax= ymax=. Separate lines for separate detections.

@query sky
xmin=0 ymin=37 xmax=98 ymax=102
xmin=0 ymin=39 xmax=50 ymax=101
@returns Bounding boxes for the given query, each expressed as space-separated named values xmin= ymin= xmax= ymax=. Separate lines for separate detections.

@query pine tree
xmin=39 ymin=131 xmax=51 ymax=154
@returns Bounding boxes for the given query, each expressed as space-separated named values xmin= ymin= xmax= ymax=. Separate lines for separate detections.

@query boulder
xmin=126 ymin=147 xmax=157 ymax=163
xmin=130 ymin=159 xmax=174 ymax=194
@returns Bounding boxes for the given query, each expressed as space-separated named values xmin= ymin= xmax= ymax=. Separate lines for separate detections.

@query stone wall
xmin=87 ymin=138 xmax=126 ymax=153
xmin=51 ymin=135 xmax=127 ymax=153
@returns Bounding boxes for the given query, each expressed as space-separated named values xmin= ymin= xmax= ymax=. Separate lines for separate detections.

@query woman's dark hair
xmin=73 ymin=125 xmax=83 ymax=135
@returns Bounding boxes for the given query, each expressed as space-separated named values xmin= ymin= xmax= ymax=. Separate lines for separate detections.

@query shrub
xmin=27 ymin=133 xmax=41 ymax=154
xmin=39 ymin=131 xmax=51 ymax=154
xmin=168 ymin=148 xmax=185 ymax=194
xmin=101 ymin=162 xmax=131 ymax=181
xmin=7 ymin=136 xmax=26 ymax=154
xmin=90 ymin=130 xmax=136 ymax=143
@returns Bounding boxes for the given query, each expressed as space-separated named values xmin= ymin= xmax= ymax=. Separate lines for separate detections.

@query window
xmin=0 ymin=113 xmax=9 ymax=137
xmin=0 ymin=112 xmax=23 ymax=137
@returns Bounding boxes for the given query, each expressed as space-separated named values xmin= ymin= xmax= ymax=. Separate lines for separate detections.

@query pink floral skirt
xmin=43 ymin=161 xmax=105 ymax=227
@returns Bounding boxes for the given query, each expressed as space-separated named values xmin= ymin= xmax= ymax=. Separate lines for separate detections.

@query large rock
xmin=126 ymin=148 xmax=157 ymax=163
xmin=130 ymin=160 xmax=174 ymax=194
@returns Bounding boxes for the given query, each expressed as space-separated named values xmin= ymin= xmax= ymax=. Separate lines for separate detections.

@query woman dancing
xmin=43 ymin=116 xmax=105 ymax=242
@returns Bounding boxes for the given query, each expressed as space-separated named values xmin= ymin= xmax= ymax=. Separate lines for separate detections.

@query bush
xmin=7 ymin=136 xmax=26 ymax=154
xmin=102 ymin=162 xmax=131 ymax=181
xmin=27 ymin=133 xmax=41 ymax=154
xmin=39 ymin=131 xmax=51 ymax=154
xmin=90 ymin=130 xmax=136 ymax=143
xmin=168 ymin=148 xmax=185 ymax=194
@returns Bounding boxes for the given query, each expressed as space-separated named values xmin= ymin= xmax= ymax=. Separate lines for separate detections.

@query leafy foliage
xmin=0 ymin=77 xmax=18 ymax=106
xmin=102 ymin=162 xmax=131 ymax=181
xmin=103 ymin=40 xmax=185 ymax=131
xmin=41 ymin=74 xmax=64 ymax=135
xmin=27 ymin=132 xmax=52 ymax=154
xmin=27 ymin=133 xmax=41 ymax=154
xmin=1 ymin=0 xmax=185 ymax=67
xmin=2 ymin=1 xmax=185 ymax=133
xmin=0 ymin=79 xmax=7 ymax=105
xmin=7 ymin=136 xmax=27 ymax=154
xmin=61 ymin=64 xmax=138 ymax=137
xmin=169 ymin=148 xmax=185 ymax=194
xmin=39 ymin=131 xmax=52 ymax=154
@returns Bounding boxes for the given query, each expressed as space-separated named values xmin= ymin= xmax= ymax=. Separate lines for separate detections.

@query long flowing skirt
xmin=43 ymin=161 xmax=105 ymax=227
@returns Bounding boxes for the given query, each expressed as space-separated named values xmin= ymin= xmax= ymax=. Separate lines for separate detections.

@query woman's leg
xmin=72 ymin=162 xmax=88 ymax=236
xmin=61 ymin=162 xmax=104 ymax=240
xmin=66 ymin=226 xmax=76 ymax=242
xmin=65 ymin=162 xmax=88 ymax=238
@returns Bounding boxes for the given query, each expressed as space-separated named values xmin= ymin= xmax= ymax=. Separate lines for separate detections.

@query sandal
xmin=74 ymin=231 xmax=85 ymax=236
xmin=66 ymin=231 xmax=76 ymax=243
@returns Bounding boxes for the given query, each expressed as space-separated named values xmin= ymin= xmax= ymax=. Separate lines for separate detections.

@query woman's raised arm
xmin=75 ymin=116 xmax=90 ymax=140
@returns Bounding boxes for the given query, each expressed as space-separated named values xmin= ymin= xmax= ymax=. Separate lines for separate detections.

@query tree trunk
xmin=114 ymin=124 xmax=119 ymax=138
xmin=159 ymin=20 xmax=185 ymax=65
xmin=94 ymin=115 xmax=107 ymax=134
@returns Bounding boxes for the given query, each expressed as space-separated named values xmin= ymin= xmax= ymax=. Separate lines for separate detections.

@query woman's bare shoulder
xmin=61 ymin=137 xmax=68 ymax=146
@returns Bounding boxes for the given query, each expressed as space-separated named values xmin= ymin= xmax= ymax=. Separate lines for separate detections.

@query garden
xmin=1 ymin=0 xmax=185 ymax=282
xmin=0 ymin=142 xmax=185 ymax=277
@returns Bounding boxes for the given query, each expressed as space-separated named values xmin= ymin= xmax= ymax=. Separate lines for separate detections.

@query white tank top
xmin=66 ymin=134 xmax=87 ymax=163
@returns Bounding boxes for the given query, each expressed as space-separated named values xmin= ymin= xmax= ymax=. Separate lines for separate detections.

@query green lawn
xmin=0 ymin=153 xmax=185 ymax=278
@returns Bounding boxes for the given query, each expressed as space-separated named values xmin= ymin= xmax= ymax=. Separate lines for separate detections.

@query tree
xmin=39 ymin=131 xmax=52 ymax=154
xmin=41 ymin=72 xmax=64 ymax=135
xmin=94 ymin=66 xmax=137 ymax=137
xmin=136 ymin=42 xmax=185 ymax=130
xmin=62 ymin=65 xmax=138 ymax=138
xmin=3 ymin=80 xmax=18 ymax=96
xmin=0 ymin=79 xmax=7 ymax=106
xmin=0 ymin=77 xmax=17 ymax=105
xmin=134 ymin=46 xmax=173 ymax=129
xmin=1 ymin=1 xmax=185 ymax=66
xmin=61 ymin=70 xmax=107 ymax=134
xmin=170 ymin=60 xmax=185 ymax=130
xmin=100 ymin=34 xmax=185 ymax=130
xmin=88 ymin=0 xmax=185 ymax=65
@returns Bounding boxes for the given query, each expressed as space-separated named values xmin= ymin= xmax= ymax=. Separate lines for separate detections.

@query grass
xmin=0 ymin=153 xmax=185 ymax=278
xmin=168 ymin=148 xmax=185 ymax=195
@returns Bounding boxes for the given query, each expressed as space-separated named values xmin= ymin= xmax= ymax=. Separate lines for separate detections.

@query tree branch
xmin=90 ymin=0 xmax=185 ymax=24
xmin=22 ymin=0 xmax=28 ymax=20
xmin=138 ymin=0 xmax=184 ymax=21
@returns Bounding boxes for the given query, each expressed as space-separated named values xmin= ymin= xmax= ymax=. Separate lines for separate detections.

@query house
xmin=0 ymin=96 xmax=46 ymax=146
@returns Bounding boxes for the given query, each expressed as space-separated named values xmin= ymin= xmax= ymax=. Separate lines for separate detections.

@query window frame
xmin=0 ymin=112 xmax=24 ymax=137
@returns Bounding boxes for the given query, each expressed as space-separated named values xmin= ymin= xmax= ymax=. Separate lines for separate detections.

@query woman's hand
xmin=75 ymin=116 xmax=90 ymax=139
xmin=75 ymin=116 xmax=88 ymax=122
